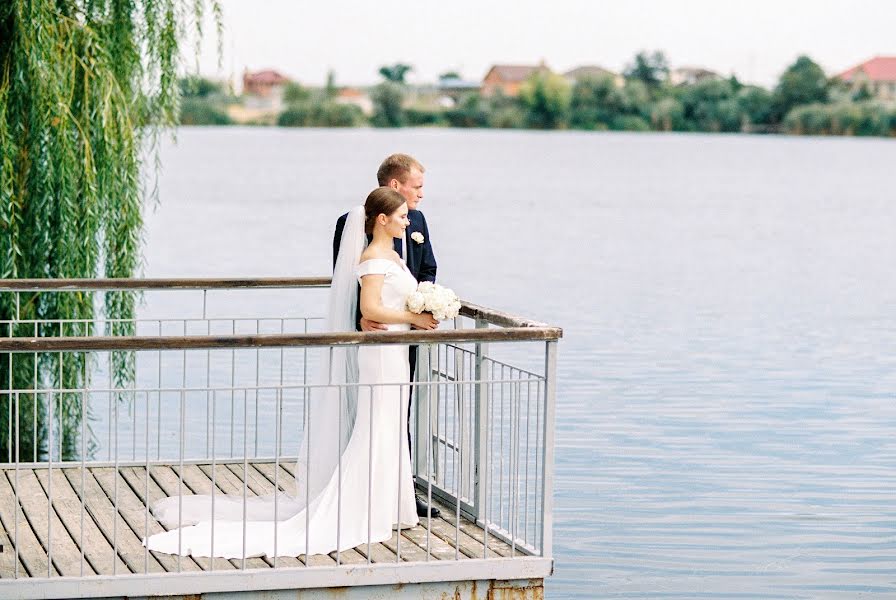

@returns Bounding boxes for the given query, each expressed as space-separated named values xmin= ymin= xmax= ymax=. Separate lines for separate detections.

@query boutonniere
xmin=410 ymin=232 xmax=425 ymax=244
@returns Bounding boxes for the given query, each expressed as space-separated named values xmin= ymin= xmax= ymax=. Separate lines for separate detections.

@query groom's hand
xmin=360 ymin=317 xmax=388 ymax=332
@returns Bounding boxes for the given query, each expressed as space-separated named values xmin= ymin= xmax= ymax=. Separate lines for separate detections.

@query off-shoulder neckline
xmin=358 ymin=257 xmax=398 ymax=267
xmin=357 ymin=257 xmax=409 ymax=271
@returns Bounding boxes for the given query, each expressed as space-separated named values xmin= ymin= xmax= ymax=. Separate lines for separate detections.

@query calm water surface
xmin=145 ymin=128 xmax=896 ymax=599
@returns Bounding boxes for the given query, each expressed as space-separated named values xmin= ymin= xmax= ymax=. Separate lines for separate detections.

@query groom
xmin=332 ymin=153 xmax=440 ymax=518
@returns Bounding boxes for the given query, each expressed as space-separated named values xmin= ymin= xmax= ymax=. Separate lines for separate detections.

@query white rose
xmin=428 ymin=298 xmax=447 ymax=316
xmin=417 ymin=281 xmax=435 ymax=294
xmin=410 ymin=231 xmax=425 ymax=244
xmin=406 ymin=291 xmax=425 ymax=313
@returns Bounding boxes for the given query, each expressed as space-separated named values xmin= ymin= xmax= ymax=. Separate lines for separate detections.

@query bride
xmin=144 ymin=188 xmax=438 ymax=558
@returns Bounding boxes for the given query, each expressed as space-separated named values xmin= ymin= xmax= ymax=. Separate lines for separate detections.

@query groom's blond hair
xmin=377 ymin=153 xmax=424 ymax=186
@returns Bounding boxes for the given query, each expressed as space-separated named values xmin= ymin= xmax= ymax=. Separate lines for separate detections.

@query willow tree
xmin=0 ymin=0 xmax=220 ymax=460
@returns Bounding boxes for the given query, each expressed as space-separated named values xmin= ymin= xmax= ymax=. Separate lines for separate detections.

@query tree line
xmin=182 ymin=52 xmax=896 ymax=137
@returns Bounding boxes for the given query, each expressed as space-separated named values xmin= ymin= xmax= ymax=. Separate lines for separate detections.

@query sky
xmin=194 ymin=0 xmax=895 ymax=90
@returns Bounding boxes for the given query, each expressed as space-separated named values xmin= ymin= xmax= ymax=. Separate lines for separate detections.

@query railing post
xmin=455 ymin=335 xmax=472 ymax=501
xmin=413 ymin=343 xmax=433 ymax=484
xmin=473 ymin=319 xmax=489 ymax=521
xmin=540 ymin=340 xmax=557 ymax=558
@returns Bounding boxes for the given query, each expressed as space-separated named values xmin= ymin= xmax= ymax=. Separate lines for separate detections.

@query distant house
xmin=669 ymin=67 xmax=723 ymax=86
xmin=836 ymin=56 xmax=896 ymax=101
xmin=335 ymin=87 xmax=374 ymax=116
xmin=563 ymin=65 xmax=623 ymax=88
xmin=241 ymin=69 xmax=290 ymax=111
xmin=481 ymin=63 xmax=551 ymax=97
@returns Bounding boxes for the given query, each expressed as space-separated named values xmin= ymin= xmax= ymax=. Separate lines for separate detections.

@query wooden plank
xmin=400 ymin=521 xmax=461 ymax=561
xmin=10 ymin=468 xmax=93 ymax=576
xmin=242 ymin=463 xmax=367 ymax=566
xmin=0 ymin=279 xmax=561 ymax=333
xmin=0 ymin=277 xmax=331 ymax=291
xmin=266 ymin=465 xmax=390 ymax=565
xmin=381 ymin=529 xmax=429 ymax=563
xmin=172 ymin=463 xmax=282 ymax=569
xmin=261 ymin=460 xmax=478 ymax=564
xmin=353 ymin=539 xmax=399 ymax=565
xmin=425 ymin=514 xmax=497 ymax=560
xmin=0 ymin=470 xmax=54 ymax=578
xmin=83 ymin=467 xmax=166 ymax=574
xmin=0 ymin=326 xmax=562 ymax=354
xmin=214 ymin=464 xmax=306 ymax=568
xmin=431 ymin=497 xmax=512 ymax=558
xmin=249 ymin=461 xmax=295 ymax=494
xmin=460 ymin=300 xmax=556 ymax=329
xmin=120 ymin=466 xmax=220 ymax=572
xmin=223 ymin=463 xmax=292 ymax=498
xmin=0 ymin=502 xmax=27 ymax=578
xmin=165 ymin=464 xmax=268 ymax=570
xmin=248 ymin=462 xmax=375 ymax=567
xmin=33 ymin=468 xmax=129 ymax=575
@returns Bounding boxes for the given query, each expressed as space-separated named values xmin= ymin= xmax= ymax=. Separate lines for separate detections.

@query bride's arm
xmin=360 ymin=275 xmax=437 ymax=330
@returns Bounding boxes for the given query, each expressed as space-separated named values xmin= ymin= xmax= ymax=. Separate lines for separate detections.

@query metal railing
xmin=0 ymin=279 xmax=560 ymax=598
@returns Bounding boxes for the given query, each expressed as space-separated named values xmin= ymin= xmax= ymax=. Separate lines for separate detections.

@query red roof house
xmin=835 ymin=56 xmax=896 ymax=100
xmin=242 ymin=69 xmax=290 ymax=98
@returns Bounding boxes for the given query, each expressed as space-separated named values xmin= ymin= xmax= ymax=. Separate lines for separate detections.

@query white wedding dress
xmin=144 ymin=236 xmax=420 ymax=558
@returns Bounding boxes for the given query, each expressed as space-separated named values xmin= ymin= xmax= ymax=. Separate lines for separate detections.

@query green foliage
xmin=370 ymin=81 xmax=406 ymax=127
xmin=324 ymin=70 xmax=338 ymax=99
xmin=610 ymin=114 xmax=651 ymax=132
xmin=444 ymin=94 xmax=490 ymax=128
xmin=624 ymin=50 xmax=669 ymax=89
xmin=180 ymin=75 xmax=225 ymax=98
xmin=615 ymin=80 xmax=651 ymax=120
xmin=488 ymin=105 xmax=526 ymax=129
xmin=519 ymin=72 xmax=571 ymax=129
xmin=784 ymin=101 xmax=896 ymax=136
xmin=0 ymin=0 xmax=220 ymax=461
xmin=170 ymin=51 xmax=889 ymax=138
xmin=279 ymin=75 xmax=363 ymax=128
xmin=852 ymin=84 xmax=874 ymax=102
xmin=773 ymin=55 xmax=829 ymax=122
xmin=283 ymin=82 xmax=312 ymax=105
xmin=651 ymin=97 xmax=685 ymax=131
xmin=277 ymin=106 xmax=312 ymax=126
xmin=569 ymin=75 xmax=618 ymax=130
xmin=736 ymin=86 xmax=775 ymax=129
xmin=179 ymin=76 xmax=231 ymax=125
xmin=678 ymin=79 xmax=741 ymax=132
xmin=378 ymin=63 xmax=413 ymax=84
xmin=278 ymin=102 xmax=363 ymax=127
xmin=180 ymin=98 xmax=231 ymax=125
xmin=404 ymin=108 xmax=444 ymax=126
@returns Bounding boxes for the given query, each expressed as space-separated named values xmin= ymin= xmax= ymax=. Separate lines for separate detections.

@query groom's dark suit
xmin=332 ymin=208 xmax=437 ymax=461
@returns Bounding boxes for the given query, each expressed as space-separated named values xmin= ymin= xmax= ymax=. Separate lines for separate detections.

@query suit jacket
xmin=333 ymin=209 xmax=437 ymax=328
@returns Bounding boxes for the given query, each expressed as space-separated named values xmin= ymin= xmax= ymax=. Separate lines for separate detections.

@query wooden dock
xmin=0 ymin=461 xmax=516 ymax=579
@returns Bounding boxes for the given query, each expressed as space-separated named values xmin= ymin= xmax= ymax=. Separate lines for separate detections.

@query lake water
xmin=145 ymin=127 xmax=896 ymax=599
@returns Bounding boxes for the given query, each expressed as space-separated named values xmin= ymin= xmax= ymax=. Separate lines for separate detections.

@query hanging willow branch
xmin=0 ymin=0 xmax=221 ymax=461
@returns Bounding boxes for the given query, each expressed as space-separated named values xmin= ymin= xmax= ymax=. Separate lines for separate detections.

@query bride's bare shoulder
xmin=360 ymin=246 xmax=393 ymax=262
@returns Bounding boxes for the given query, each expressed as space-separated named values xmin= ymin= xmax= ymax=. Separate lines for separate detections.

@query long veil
xmin=291 ymin=205 xmax=365 ymax=509
xmin=147 ymin=207 xmax=367 ymax=550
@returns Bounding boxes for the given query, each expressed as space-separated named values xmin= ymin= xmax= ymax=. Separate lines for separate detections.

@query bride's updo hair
xmin=364 ymin=187 xmax=406 ymax=235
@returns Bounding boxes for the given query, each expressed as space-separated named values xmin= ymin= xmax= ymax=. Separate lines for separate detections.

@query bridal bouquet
xmin=406 ymin=282 xmax=461 ymax=321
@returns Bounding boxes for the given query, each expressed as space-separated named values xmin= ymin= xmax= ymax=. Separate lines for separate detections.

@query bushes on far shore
xmin=783 ymin=101 xmax=896 ymax=136
xmin=179 ymin=98 xmax=232 ymax=125
xmin=277 ymin=102 xmax=364 ymax=127
xmin=179 ymin=53 xmax=896 ymax=137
